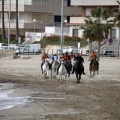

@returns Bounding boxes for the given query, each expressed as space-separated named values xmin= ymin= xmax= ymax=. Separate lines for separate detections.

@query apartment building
xmin=69 ymin=0 xmax=119 ymax=39
xmin=0 ymin=0 xmax=80 ymax=36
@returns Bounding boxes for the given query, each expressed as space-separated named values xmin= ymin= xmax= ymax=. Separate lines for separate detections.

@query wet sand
xmin=0 ymin=55 xmax=120 ymax=120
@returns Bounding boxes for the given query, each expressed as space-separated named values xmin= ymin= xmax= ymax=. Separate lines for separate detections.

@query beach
xmin=0 ymin=55 xmax=120 ymax=120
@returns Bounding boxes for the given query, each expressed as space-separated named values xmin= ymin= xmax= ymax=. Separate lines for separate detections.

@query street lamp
xmin=117 ymin=1 xmax=120 ymax=57
xmin=63 ymin=19 xmax=67 ymax=46
xmin=33 ymin=19 xmax=36 ymax=32
xmin=60 ymin=0 xmax=64 ymax=54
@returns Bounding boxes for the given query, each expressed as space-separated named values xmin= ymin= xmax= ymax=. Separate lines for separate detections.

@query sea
xmin=0 ymin=83 xmax=29 ymax=110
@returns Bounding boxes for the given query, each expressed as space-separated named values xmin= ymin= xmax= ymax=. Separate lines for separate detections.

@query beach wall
xmin=0 ymin=50 xmax=15 ymax=58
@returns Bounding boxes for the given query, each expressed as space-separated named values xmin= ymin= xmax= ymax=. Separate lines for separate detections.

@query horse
xmin=64 ymin=60 xmax=72 ymax=79
xmin=74 ymin=60 xmax=83 ymax=83
xmin=51 ymin=59 xmax=59 ymax=77
xmin=42 ymin=59 xmax=50 ymax=78
xmin=89 ymin=57 xmax=99 ymax=77
xmin=71 ymin=58 xmax=76 ymax=72
xmin=58 ymin=60 xmax=68 ymax=81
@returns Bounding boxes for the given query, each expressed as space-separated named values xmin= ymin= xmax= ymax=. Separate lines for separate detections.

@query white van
xmin=19 ymin=44 xmax=41 ymax=54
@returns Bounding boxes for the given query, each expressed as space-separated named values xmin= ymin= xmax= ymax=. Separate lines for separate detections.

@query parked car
xmin=62 ymin=46 xmax=78 ymax=54
xmin=0 ymin=43 xmax=8 ymax=50
xmin=10 ymin=44 xmax=19 ymax=50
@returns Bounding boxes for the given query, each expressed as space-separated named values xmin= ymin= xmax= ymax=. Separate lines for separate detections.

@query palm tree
xmin=16 ymin=0 xmax=19 ymax=43
xmin=90 ymin=7 xmax=112 ymax=60
xmin=82 ymin=7 xmax=111 ymax=60
xmin=2 ymin=0 xmax=6 ymax=42
xmin=80 ymin=17 xmax=96 ymax=53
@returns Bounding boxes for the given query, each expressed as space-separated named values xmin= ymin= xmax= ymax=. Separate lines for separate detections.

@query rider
xmin=71 ymin=53 xmax=86 ymax=75
xmin=89 ymin=50 xmax=99 ymax=69
xmin=51 ymin=53 xmax=58 ymax=61
xmin=51 ymin=53 xmax=59 ymax=65
xmin=41 ymin=52 xmax=51 ymax=70
xmin=64 ymin=52 xmax=71 ymax=61
xmin=56 ymin=53 xmax=65 ymax=75
xmin=70 ymin=52 xmax=75 ymax=59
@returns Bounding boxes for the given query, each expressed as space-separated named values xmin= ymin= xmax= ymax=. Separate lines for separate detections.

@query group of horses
xmin=41 ymin=57 xmax=99 ymax=83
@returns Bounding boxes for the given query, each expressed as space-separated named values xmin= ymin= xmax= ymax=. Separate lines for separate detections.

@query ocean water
xmin=0 ymin=83 xmax=29 ymax=110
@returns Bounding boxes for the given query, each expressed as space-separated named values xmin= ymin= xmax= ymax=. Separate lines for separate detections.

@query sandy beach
xmin=0 ymin=54 xmax=120 ymax=120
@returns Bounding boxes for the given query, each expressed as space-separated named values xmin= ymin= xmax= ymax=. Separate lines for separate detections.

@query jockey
xmin=89 ymin=50 xmax=99 ymax=69
xmin=71 ymin=53 xmax=86 ymax=75
xmin=41 ymin=52 xmax=51 ymax=70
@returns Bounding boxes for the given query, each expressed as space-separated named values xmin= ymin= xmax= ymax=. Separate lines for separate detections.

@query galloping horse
xmin=89 ymin=57 xmax=99 ymax=77
xmin=51 ymin=59 xmax=59 ymax=77
xmin=71 ymin=58 xmax=76 ymax=72
xmin=74 ymin=60 xmax=83 ymax=83
xmin=58 ymin=60 xmax=68 ymax=81
xmin=42 ymin=59 xmax=50 ymax=78
xmin=64 ymin=60 xmax=72 ymax=79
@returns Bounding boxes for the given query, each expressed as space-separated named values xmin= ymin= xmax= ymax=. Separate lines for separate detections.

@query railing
xmin=0 ymin=0 xmax=47 ymax=6
xmin=100 ymin=50 xmax=120 ymax=57
xmin=0 ymin=19 xmax=41 ymax=23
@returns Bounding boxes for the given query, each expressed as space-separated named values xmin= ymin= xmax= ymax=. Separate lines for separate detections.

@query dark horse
xmin=64 ymin=60 xmax=72 ymax=79
xmin=74 ymin=60 xmax=83 ymax=83
xmin=89 ymin=57 xmax=99 ymax=77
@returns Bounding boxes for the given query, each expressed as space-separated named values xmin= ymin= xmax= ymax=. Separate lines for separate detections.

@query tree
xmin=81 ymin=7 xmax=111 ymax=60
xmin=16 ymin=0 xmax=19 ymax=43
xmin=80 ymin=17 xmax=96 ymax=53
xmin=2 ymin=0 xmax=6 ymax=42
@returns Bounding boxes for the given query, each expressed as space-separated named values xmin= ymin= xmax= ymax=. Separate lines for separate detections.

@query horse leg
xmin=64 ymin=74 xmax=67 ymax=81
xmin=78 ymin=74 xmax=81 ymax=83
xmin=76 ymin=73 xmax=79 ymax=83
xmin=58 ymin=76 xmax=59 ymax=80
xmin=46 ymin=70 xmax=49 ymax=77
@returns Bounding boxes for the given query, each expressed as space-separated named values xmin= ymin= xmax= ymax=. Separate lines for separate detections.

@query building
xmin=0 ymin=0 xmax=80 ymax=36
xmin=69 ymin=0 xmax=119 ymax=39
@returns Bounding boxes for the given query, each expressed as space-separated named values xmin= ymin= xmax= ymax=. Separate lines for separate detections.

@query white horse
xmin=58 ymin=60 xmax=67 ymax=81
xmin=42 ymin=59 xmax=50 ymax=78
xmin=71 ymin=58 xmax=76 ymax=71
xmin=51 ymin=59 xmax=59 ymax=77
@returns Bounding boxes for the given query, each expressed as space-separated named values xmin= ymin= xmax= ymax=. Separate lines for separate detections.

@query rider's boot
xmin=82 ymin=65 xmax=86 ymax=75
xmin=71 ymin=68 xmax=74 ymax=74
xmin=56 ymin=65 xmax=60 ymax=75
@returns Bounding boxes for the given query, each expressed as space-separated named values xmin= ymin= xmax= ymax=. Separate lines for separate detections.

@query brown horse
xmin=89 ymin=57 xmax=99 ymax=77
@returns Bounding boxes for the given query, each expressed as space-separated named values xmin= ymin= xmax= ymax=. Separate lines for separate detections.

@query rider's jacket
xmin=64 ymin=55 xmax=70 ymax=61
xmin=60 ymin=55 xmax=64 ymax=60
xmin=42 ymin=55 xmax=49 ymax=61
xmin=52 ymin=55 xmax=58 ymax=60
xmin=75 ymin=55 xmax=84 ymax=64
xmin=70 ymin=54 xmax=75 ymax=58
xmin=90 ymin=52 xmax=96 ymax=60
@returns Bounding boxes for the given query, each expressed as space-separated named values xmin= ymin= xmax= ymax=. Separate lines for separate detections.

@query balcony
xmin=0 ymin=0 xmax=47 ymax=6
xmin=71 ymin=0 xmax=118 ymax=6
xmin=70 ymin=17 xmax=114 ymax=25
xmin=0 ymin=19 xmax=43 ymax=29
